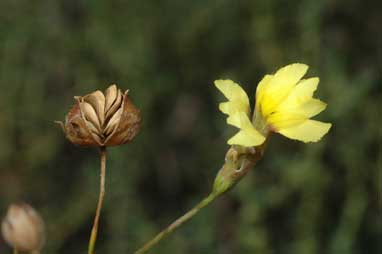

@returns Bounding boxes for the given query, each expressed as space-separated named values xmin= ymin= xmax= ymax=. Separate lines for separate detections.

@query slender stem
xmin=13 ymin=249 xmax=18 ymax=254
xmin=88 ymin=146 xmax=107 ymax=254
xmin=134 ymin=193 xmax=218 ymax=254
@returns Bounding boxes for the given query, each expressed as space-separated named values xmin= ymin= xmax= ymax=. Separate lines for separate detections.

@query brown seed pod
xmin=1 ymin=203 xmax=45 ymax=252
xmin=56 ymin=84 xmax=141 ymax=147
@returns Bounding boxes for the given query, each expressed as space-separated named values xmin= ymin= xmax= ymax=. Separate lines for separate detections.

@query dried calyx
xmin=57 ymin=84 xmax=141 ymax=147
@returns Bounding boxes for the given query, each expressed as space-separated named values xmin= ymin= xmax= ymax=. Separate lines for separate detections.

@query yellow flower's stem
xmin=134 ymin=145 xmax=265 ymax=254
xmin=134 ymin=192 xmax=219 ymax=254
xmin=88 ymin=146 xmax=107 ymax=254
xmin=13 ymin=249 xmax=18 ymax=254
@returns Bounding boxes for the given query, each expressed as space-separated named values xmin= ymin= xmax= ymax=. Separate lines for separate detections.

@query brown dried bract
xmin=56 ymin=84 xmax=141 ymax=147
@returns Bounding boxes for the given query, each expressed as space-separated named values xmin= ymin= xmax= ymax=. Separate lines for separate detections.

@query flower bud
xmin=1 ymin=203 xmax=45 ymax=252
xmin=56 ymin=84 xmax=141 ymax=147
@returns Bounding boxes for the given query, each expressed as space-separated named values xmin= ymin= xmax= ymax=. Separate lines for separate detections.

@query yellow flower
xmin=215 ymin=63 xmax=332 ymax=147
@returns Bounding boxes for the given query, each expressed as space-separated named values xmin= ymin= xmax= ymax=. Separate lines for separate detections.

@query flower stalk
xmin=134 ymin=193 xmax=217 ymax=254
xmin=88 ymin=146 xmax=107 ymax=254
xmin=134 ymin=145 xmax=265 ymax=254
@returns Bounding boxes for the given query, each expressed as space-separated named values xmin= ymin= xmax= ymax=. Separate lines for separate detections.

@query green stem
xmin=88 ymin=146 xmax=107 ymax=254
xmin=134 ymin=193 xmax=219 ymax=254
xmin=134 ymin=145 xmax=264 ymax=254
xmin=13 ymin=249 xmax=18 ymax=254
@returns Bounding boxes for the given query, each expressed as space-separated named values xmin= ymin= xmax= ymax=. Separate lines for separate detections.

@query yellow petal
xmin=255 ymin=74 xmax=274 ymax=109
xmin=219 ymin=101 xmax=249 ymax=116
xmin=267 ymin=112 xmax=306 ymax=130
xmin=268 ymin=99 xmax=327 ymax=130
xmin=271 ymin=63 xmax=309 ymax=90
xmin=215 ymin=79 xmax=249 ymax=101
xmin=225 ymin=112 xmax=265 ymax=147
xmin=260 ymin=63 xmax=308 ymax=117
xmin=228 ymin=128 xmax=265 ymax=147
xmin=278 ymin=119 xmax=332 ymax=142
xmin=276 ymin=77 xmax=319 ymax=111
xmin=298 ymin=99 xmax=327 ymax=118
xmin=226 ymin=111 xmax=253 ymax=129
xmin=215 ymin=79 xmax=250 ymax=114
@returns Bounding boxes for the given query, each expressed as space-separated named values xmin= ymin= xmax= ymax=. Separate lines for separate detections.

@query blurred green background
xmin=0 ymin=0 xmax=381 ymax=253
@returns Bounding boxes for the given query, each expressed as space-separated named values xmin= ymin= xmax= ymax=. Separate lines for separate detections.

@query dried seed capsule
xmin=56 ymin=84 xmax=141 ymax=147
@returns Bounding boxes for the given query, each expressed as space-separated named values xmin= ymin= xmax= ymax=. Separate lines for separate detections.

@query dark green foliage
xmin=0 ymin=0 xmax=380 ymax=253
